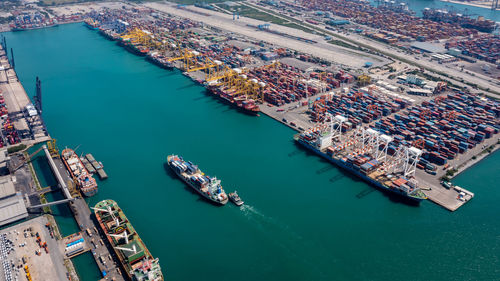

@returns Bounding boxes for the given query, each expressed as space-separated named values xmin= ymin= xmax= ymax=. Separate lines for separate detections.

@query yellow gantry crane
xmin=186 ymin=57 xmax=221 ymax=73
xmin=120 ymin=28 xmax=157 ymax=48
xmin=47 ymin=139 xmax=59 ymax=158
xmin=166 ymin=40 xmax=196 ymax=63
xmin=357 ymin=74 xmax=371 ymax=86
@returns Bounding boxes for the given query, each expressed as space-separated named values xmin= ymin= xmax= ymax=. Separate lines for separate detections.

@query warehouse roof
xmin=0 ymin=193 xmax=28 ymax=227
xmin=411 ymin=42 xmax=446 ymax=54
xmin=0 ymin=178 xmax=15 ymax=199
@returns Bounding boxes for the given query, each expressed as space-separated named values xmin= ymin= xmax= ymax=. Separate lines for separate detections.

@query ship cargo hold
xmin=93 ymin=199 xmax=164 ymax=281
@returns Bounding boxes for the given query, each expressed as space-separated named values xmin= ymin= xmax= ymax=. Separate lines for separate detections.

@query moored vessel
xmin=294 ymin=132 xmax=427 ymax=203
xmin=167 ymin=155 xmax=228 ymax=205
xmin=146 ymin=52 xmax=174 ymax=70
xmin=84 ymin=18 xmax=99 ymax=30
xmin=61 ymin=148 xmax=98 ymax=197
xmin=93 ymin=199 xmax=164 ymax=281
xmin=205 ymin=83 xmax=260 ymax=116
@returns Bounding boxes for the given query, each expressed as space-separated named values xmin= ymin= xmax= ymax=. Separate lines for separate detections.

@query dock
xmin=50 ymin=154 xmax=124 ymax=280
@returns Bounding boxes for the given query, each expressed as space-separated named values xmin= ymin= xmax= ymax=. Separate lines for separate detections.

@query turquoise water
xmin=72 ymin=252 xmax=102 ymax=281
xmin=3 ymin=23 xmax=500 ymax=280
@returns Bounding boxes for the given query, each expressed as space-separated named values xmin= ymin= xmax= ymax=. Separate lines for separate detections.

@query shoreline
xmin=451 ymin=141 xmax=500 ymax=179
xmin=439 ymin=0 xmax=500 ymax=11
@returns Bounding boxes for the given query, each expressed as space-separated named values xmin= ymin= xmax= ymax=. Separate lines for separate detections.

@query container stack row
xmin=0 ymin=93 xmax=20 ymax=147
xmin=246 ymin=64 xmax=348 ymax=106
xmin=445 ymin=35 xmax=500 ymax=64
xmin=308 ymin=91 xmax=409 ymax=127
xmin=373 ymin=91 xmax=499 ymax=167
xmin=10 ymin=12 xmax=58 ymax=30
xmin=297 ymin=0 xmax=477 ymax=42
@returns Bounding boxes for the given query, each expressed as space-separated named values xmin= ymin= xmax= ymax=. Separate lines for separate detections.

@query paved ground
xmin=253 ymin=0 xmax=500 ymax=97
xmin=52 ymin=157 xmax=125 ymax=281
xmin=0 ymin=47 xmax=49 ymax=144
xmin=0 ymin=216 xmax=68 ymax=281
xmin=144 ymin=2 xmax=390 ymax=69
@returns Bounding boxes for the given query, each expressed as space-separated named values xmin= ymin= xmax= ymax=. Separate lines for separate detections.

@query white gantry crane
xmin=315 ymin=113 xmax=347 ymax=150
xmin=389 ymin=145 xmax=422 ymax=177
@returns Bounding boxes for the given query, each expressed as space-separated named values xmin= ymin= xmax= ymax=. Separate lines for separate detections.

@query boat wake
xmin=238 ymin=205 xmax=336 ymax=278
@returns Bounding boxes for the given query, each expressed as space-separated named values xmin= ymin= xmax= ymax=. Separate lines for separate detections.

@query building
xmin=407 ymin=88 xmax=433 ymax=96
xmin=0 ymin=150 xmax=28 ymax=227
xmin=410 ymin=42 xmax=447 ymax=54
xmin=406 ymin=74 xmax=425 ymax=86
xmin=0 ymin=177 xmax=28 ymax=227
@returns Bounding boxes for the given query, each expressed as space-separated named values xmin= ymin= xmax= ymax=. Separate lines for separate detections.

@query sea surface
xmin=3 ymin=23 xmax=500 ymax=281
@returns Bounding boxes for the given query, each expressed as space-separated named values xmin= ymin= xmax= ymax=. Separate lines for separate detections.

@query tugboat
xmin=228 ymin=191 xmax=244 ymax=206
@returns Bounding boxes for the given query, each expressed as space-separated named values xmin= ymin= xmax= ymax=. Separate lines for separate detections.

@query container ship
xmin=146 ymin=52 xmax=174 ymax=70
xmin=119 ymin=39 xmax=149 ymax=57
xmin=98 ymin=28 xmax=121 ymax=41
xmin=61 ymin=148 xmax=98 ymax=197
xmin=205 ymin=83 xmax=260 ymax=116
xmin=167 ymin=155 xmax=228 ymax=205
xmin=422 ymin=8 xmax=496 ymax=33
xmin=84 ymin=18 xmax=99 ymax=30
xmin=294 ymin=129 xmax=427 ymax=203
xmin=93 ymin=200 xmax=164 ymax=281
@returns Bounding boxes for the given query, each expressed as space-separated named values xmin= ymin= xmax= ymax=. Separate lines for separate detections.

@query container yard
xmin=0 ymin=216 xmax=69 ymax=281
xmin=285 ymin=86 xmax=499 ymax=210
xmin=422 ymin=8 xmax=496 ymax=33
xmin=81 ymin=7 xmax=359 ymax=117
xmin=290 ymin=0 xmax=478 ymax=42
xmin=74 ymin=5 xmax=500 ymax=211
xmin=1 ymin=2 xmax=500 ymax=279
xmin=446 ymin=35 xmax=500 ymax=64
xmin=9 ymin=12 xmax=58 ymax=31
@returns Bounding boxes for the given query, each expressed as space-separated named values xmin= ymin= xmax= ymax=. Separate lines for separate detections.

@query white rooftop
xmin=0 ymin=192 xmax=28 ymax=227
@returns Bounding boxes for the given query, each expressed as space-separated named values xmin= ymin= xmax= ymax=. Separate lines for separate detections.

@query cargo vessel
xmin=98 ymin=28 xmax=120 ymax=41
xmin=167 ymin=155 xmax=228 ymax=205
xmin=294 ymin=133 xmax=427 ymax=203
xmin=93 ymin=199 xmax=164 ymax=281
xmin=205 ymin=83 xmax=260 ymax=116
xmin=84 ymin=18 xmax=99 ymax=30
xmin=119 ymin=40 xmax=149 ymax=57
xmin=146 ymin=52 xmax=174 ymax=70
xmin=61 ymin=148 xmax=98 ymax=197
xmin=422 ymin=8 xmax=496 ymax=33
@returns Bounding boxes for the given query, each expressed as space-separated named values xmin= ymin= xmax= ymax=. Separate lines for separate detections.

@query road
xmin=245 ymin=0 xmax=500 ymax=97
xmin=144 ymin=2 xmax=391 ymax=69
